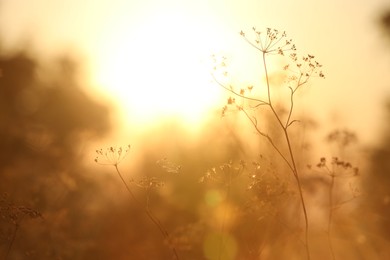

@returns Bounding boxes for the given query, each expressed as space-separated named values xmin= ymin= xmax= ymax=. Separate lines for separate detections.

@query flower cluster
xmin=314 ymin=157 xmax=359 ymax=177
xmin=95 ymin=145 xmax=130 ymax=166
xmin=240 ymin=27 xmax=296 ymax=55
xmin=131 ymin=176 xmax=165 ymax=191
xmin=216 ymin=28 xmax=325 ymax=119
xmin=326 ymin=129 xmax=358 ymax=147
xmin=156 ymin=158 xmax=181 ymax=174
xmin=199 ymin=160 xmax=245 ymax=185
xmin=240 ymin=27 xmax=325 ymax=87
xmin=0 ymin=194 xmax=43 ymax=225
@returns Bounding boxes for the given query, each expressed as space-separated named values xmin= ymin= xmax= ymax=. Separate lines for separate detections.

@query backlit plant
xmin=212 ymin=27 xmax=325 ymax=260
xmin=95 ymin=145 xmax=180 ymax=259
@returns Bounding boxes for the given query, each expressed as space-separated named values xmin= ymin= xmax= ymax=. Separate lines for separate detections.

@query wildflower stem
xmin=113 ymin=164 xmax=180 ymax=260
xmin=286 ymin=88 xmax=295 ymax=128
xmin=263 ymin=52 xmax=272 ymax=105
xmin=4 ymin=223 xmax=19 ymax=260
xmin=328 ymin=174 xmax=336 ymax=260
xmin=216 ymin=28 xmax=325 ymax=259
xmin=114 ymin=165 xmax=138 ymax=203
xmin=212 ymin=73 xmax=268 ymax=105
xmin=241 ymin=108 xmax=294 ymax=172
xmin=217 ymin=171 xmax=233 ymax=260
xmin=283 ymin=130 xmax=310 ymax=260
xmin=264 ymin=52 xmax=311 ymax=260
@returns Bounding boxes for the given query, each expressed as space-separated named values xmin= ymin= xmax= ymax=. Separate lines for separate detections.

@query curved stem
xmin=286 ymin=88 xmax=295 ymax=128
xmin=241 ymin=108 xmax=294 ymax=172
xmin=284 ymin=130 xmax=310 ymax=260
xmin=212 ymin=73 xmax=268 ymax=105
xmin=262 ymin=53 xmax=311 ymax=260
xmin=4 ymin=224 xmax=19 ymax=260
xmin=114 ymin=165 xmax=180 ymax=260
xmin=217 ymin=184 xmax=229 ymax=260
xmin=328 ymin=175 xmax=336 ymax=260
xmin=263 ymin=52 xmax=272 ymax=105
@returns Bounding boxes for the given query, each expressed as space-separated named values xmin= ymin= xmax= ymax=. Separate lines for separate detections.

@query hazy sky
xmin=1 ymin=0 xmax=390 ymax=146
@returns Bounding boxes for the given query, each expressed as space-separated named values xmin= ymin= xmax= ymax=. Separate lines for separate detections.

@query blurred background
xmin=1 ymin=0 xmax=390 ymax=259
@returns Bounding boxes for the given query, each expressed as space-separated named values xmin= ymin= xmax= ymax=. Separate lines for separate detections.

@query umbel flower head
xmin=240 ymin=27 xmax=325 ymax=80
xmin=95 ymin=145 xmax=131 ymax=166
xmin=240 ymin=27 xmax=296 ymax=55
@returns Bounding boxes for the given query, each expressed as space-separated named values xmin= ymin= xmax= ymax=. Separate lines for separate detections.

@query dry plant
xmin=212 ymin=27 xmax=325 ymax=259
xmin=95 ymin=145 xmax=180 ymax=259
xmin=306 ymin=129 xmax=360 ymax=259
xmin=311 ymin=157 xmax=359 ymax=259
xmin=200 ymin=160 xmax=245 ymax=259
xmin=0 ymin=194 xmax=43 ymax=260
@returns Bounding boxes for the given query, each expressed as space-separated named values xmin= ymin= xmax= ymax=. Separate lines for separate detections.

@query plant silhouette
xmin=212 ymin=27 xmax=324 ymax=259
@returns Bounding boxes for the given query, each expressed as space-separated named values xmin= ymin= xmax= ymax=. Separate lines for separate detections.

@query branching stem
xmin=114 ymin=164 xmax=180 ymax=260
xmin=217 ymin=48 xmax=311 ymax=260
xmin=262 ymin=53 xmax=311 ymax=260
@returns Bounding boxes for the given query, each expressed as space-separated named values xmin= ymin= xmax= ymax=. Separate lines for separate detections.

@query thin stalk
xmin=241 ymin=108 xmax=294 ymax=172
xmin=114 ymin=165 xmax=180 ymax=260
xmin=263 ymin=52 xmax=272 ymax=105
xmin=283 ymin=130 xmax=310 ymax=260
xmin=286 ymin=88 xmax=295 ymax=128
xmin=212 ymin=73 xmax=268 ymax=105
xmin=217 ymin=172 xmax=232 ymax=260
xmin=327 ymin=174 xmax=336 ymax=260
xmin=262 ymin=53 xmax=311 ymax=260
xmin=4 ymin=224 xmax=19 ymax=260
xmin=216 ymin=35 xmax=314 ymax=259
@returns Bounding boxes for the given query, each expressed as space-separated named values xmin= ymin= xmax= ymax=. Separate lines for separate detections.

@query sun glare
xmin=93 ymin=9 xmax=225 ymax=128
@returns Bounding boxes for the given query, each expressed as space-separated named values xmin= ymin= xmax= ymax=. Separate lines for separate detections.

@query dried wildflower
xmin=0 ymin=195 xmax=43 ymax=225
xmin=246 ymin=162 xmax=289 ymax=218
xmin=316 ymin=157 xmax=326 ymax=168
xmin=132 ymin=176 xmax=164 ymax=190
xmin=95 ymin=145 xmax=130 ymax=166
xmin=0 ymin=194 xmax=43 ymax=259
xmin=156 ymin=158 xmax=181 ymax=174
xmin=221 ymin=105 xmax=228 ymax=117
xmin=2 ymin=206 xmax=42 ymax=225
xmin=227 ymin=97 xmax=235 ymax=105
xmin=240 ymin=27 xmax=296 ymax=55
xmin=210 ymin=27 xmax=326 ymax=259
xmin=315 ymin=156 xmax=359 ymax=178
xmin=94 ymin=147 xmax=179 ymax=258
xmin=200 ymin=160 xmax=244 ymax=185
xmin=326 ymin=129 xmax=357 ymax=147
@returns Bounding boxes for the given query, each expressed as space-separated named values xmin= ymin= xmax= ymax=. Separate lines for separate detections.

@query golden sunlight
xmin=93 ymin=8 xmax=225 ymax=127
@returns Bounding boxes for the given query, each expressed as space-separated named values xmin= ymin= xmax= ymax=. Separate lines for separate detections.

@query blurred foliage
xmin=0 ymin=48 xmax=111 ymax=259
xmin=380 ymin=10 xmax=390 ymax=41
xmin=357 ymin=8 xmax=390 ymax=259
xmin=365 ymin=101 xmax=390 ymax=234
xmin=1 ymin=11 xmax=390 ymax=258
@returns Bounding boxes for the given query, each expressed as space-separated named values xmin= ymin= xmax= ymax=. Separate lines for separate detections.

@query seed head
xmin=95 ymin=145 xmax=131 ymax=166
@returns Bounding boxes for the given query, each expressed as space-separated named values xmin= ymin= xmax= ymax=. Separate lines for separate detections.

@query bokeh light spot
xmin=205 ymin=189 xmax=223 ymax=207
xmin=203 ymin=231 xmax=238 ymax=260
